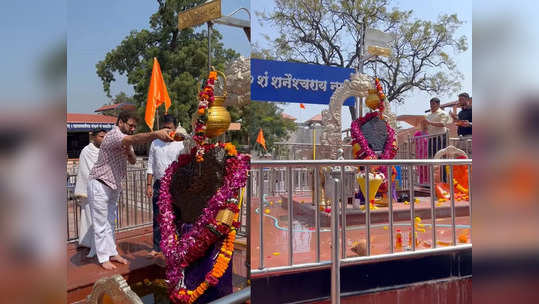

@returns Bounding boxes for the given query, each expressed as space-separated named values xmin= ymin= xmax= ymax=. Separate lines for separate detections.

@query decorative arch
xmin=319 ymin=72 xmax=397 ymax=159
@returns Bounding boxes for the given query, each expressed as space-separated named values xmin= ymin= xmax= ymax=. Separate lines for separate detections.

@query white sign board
xmin=365 ymin=28 xmax=396 ymax=48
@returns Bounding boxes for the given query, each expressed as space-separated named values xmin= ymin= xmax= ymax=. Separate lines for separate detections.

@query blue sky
xmin=253 ymin=0 xmax=472 ymax=128
xmin=0 ymin=1 xmax=66 ymax=106
xmin=67 ymin=0 xmax=250 ymax=113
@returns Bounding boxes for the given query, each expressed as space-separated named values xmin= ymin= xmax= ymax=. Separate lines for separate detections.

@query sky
xmin=0 ymin=1 xmax=66 ymax=106
xmin=67 ymin=0 xmax=250 ymax=113
xmin=252 ymin=0 xmax=472 ymax=129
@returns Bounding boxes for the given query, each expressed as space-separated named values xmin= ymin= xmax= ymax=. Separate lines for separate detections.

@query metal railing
xmin=66 ymin=169 xmax=153 ymax=242
xmin=249 ymin=159 xmax=472 ymax=303
xmin=67 ymin=167 xmax=248 ymax=242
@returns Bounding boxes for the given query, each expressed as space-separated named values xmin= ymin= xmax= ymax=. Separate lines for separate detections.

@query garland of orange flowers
xmin=176 ymin=188 xmax=244 ymax=304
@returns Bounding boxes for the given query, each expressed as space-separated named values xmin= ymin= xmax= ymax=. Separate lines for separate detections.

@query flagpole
xmin=156 ymin=108 xmax=159 ymax=130
xmin=313 ymin=128 xmax=316 ymax=160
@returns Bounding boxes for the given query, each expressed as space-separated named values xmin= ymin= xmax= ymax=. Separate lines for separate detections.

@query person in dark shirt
xmin=451 ymin=92 xmax=472 ymax=136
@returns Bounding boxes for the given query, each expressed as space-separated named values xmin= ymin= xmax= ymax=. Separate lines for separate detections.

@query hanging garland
xmin=351 ymin=78 xmax=398 ymax=167
xmin=193 ymin=71 xmax=218 ymax=162
xmin=158 ymin=147 xmax=249 ymax=303
xmin=158 ymin=71 xmax=250 ymax=303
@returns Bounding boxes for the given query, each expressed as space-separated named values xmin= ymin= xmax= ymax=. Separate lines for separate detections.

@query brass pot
xmin=365 ymin=88 xmax=381 ymax=110
xmin=205 ymin=95 xmax=231 ymax=138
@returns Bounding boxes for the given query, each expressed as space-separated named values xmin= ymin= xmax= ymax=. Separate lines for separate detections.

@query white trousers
xmin=77 ymin=198 xmax=96 ymax=257
xmin=88 ymin=179 xmax=120 ymax=263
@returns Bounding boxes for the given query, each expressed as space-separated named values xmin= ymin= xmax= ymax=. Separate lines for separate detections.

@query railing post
xmin=288 ymin=166 xmax=294 ymax=266
xmin=387 ymin=166 xmax=394 ymax=254
xmin=246 ymin=170 xmax=252 ymax=279
xmin=331 ymin=177 xmax=341 ymax=304
xmin=365 ymin=165 xmax=371 ymax=256
xmin=430 ymin=165 xmax=437 ymax=248
xmin=340 ymin=166 xmax=346 ymax=259
xmin=449 ymin=165 xmax=457 ymax=245
xmin=258 ymin=168 xmax=264 ymax=270
xmin=314 ymin=166 xmax=321 ymax=263
xmin=468 ymin=164 xmax=472 ymax=241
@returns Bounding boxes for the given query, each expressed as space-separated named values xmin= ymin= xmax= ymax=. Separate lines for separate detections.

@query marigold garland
xmin=194 ymin=71 xmax=218 ymax=162
xmin=158 ymin=145 xmax=249 ymax=304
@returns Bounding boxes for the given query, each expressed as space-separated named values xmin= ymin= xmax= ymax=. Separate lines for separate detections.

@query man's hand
xmin=146 ymin=184 xmax=153 ymax=199
xmin=461 ymin=120 xmax=471 ymax=127
xmin=155 ymin=128 xmax=174 ymax=142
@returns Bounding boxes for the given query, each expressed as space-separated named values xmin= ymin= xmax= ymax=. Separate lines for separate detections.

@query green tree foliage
xmin=258 ymin=0 xmax=468 ymax=118
xmin=96 ymin=0 xmax=239 ymax=131
xmin=242 ymin=101 xmax=296 ymax=154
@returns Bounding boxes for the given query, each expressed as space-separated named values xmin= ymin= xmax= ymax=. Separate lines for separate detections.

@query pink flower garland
xmin=157 ymin=148 xmax=250 ymax=299
xmin=350 ymin=111 xmax=398 ymax=161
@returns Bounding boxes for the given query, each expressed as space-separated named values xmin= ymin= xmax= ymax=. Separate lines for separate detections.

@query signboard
xmin=365 ymin=28 xmax=395 ymax=48
xmin=178 ymin=0 xmax=221 ymax=30
xmin=251 ymin=59 xmax=356 ymax=106
xmin=67 ymin=123 xmax=115 ymax=132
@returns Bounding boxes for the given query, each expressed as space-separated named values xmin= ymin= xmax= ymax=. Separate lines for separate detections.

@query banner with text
xmin=251 ymin=59 xmax=356 ymax=106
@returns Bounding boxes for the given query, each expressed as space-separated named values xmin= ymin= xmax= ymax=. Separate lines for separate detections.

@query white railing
xmin=67 ymin=168 xmax=249 ymax=242
xmin=249 ymin=159 xmax=472 ymax=303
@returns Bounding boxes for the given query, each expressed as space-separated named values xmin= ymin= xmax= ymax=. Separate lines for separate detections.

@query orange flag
xmin=256 ymin=128 xmax=267 ymax=151
xmin=145 ymin=57 xmax=171 ymax=130
xmin=300 ymin=103 xmax=305 ymax=109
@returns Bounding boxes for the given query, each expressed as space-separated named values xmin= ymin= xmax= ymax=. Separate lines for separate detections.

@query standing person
xmin=425 ymin=97 xmax=452 ymax=182
xmin=146 ymin=114 xmax=184 ymax=257
xmin=414 ymin=121 xmax=429 ymax=184
xmin=88 ymin=110 xmax=173 ymax=270
xmin=450 ymin=92 xmax=473 ymax=137
xmin=424 ymin=97 xmax=453 ymax=158
xmin=74 ymin=129 xmax=106 ymax=257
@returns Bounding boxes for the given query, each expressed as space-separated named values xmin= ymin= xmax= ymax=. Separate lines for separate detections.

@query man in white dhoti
xmin=88 ymin=111 xmax=173 ymax=270
xmin=146 ymin=115 xmax=184 ymax=257
xmin=74 ymin=129 xmax=106 ymax=257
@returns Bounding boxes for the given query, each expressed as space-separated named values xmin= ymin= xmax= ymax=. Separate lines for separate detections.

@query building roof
xmin=281 ymin=113 xmax=297 ymax=121
xmin=306 ymin=114 xmax=322 ymax=123
xmin=67 ymin=113 xmax=117 ymax=124
xmin=95 ymin=103 xmax=136 ymax=112
xmin=228 ymin=122 xmax=241 ymax=131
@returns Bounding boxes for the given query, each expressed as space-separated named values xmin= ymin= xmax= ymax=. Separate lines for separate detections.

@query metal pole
xmin=408 ymin=165 xmax=414 ymax=250
xmin=331 ymin=178 xmax=341 ymax=304
xmin=410 ymin=165 xmax=416 ymax=251
xmin=258 ymin=168 xmax=264 ymax=270
xmin=246 ymin=171 xmax=252 ymax=278
xmin=288 ymin=167 xmax=294 ymax=266
xmin=340 ymin=166 xmax=346 ymax=258
xmin=430 ymin=165 xmax=437 ymax=248
xmin=207 ymin=22 xmax=212 ymax=72
xmin=365 ymin=166 xmax=371 ymax=256
xmin=449 ymin=165 xmax=457 ymax=245
xmin=468 ymin=164 xmax=472 ymax=242
xmin=314 ymin=167 xmax=321 ymax=263
xmin=387 ymin=166 xmax=394 ymax=254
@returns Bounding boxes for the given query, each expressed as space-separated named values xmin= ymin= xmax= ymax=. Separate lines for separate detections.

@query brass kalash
xmin=170 ymin=68 xmax=233 ymax=224
xmin=204 ymin=69 xmax=231 ymax=138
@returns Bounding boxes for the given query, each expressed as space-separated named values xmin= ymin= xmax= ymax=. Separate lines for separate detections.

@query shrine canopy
xmin=251 ymin=58 xmax=355 ymax=106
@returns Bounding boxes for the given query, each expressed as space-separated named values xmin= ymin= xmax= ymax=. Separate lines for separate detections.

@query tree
xmin=97 ymin=92 xmax=136 ymax=116
xmin=257 ymin=0 xmax=468 ymax=119
xmin=243 ymin=101 xmax=296 ymax=154
xmin=96 ymin=0 xmax=239 ymax=131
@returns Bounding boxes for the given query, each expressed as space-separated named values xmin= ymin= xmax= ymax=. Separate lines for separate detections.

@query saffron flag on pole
xmin=256 ymin=128 xmax=267 ymax=151
xmin=300 ymin=103 xmax=305 ymax=109
xmin=145 ymin=57 xmax=172 ymax=130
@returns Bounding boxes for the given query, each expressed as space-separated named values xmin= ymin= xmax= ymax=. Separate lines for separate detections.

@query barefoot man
xmin=88 ymin=110 xmax=173 ymax=270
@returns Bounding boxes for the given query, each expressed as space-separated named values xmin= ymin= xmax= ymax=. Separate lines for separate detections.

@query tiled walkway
xmin=251 ymin=195 xmax=471 ymax=270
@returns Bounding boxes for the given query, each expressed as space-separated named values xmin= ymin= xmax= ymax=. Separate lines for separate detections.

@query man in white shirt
xmin=146 ymin=114 xmax=184 ymax=257
xmin=74 ymin=129 xmax=106 ymax=257
xmin=425 ymin=97 xmax=452 ymax=182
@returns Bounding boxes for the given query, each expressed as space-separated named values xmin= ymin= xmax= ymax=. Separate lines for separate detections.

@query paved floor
xmin=250 ymin=195 xmax=471 ymax=270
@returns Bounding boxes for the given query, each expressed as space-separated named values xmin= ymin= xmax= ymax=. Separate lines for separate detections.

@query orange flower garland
xmin=176 ymin=189 xmax=243 ymax=304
